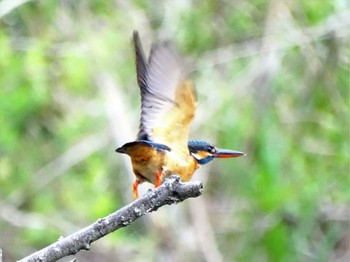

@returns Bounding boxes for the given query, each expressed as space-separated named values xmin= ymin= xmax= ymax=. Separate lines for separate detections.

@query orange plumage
xmin=116 ymin=31 xmax=244 ymax=199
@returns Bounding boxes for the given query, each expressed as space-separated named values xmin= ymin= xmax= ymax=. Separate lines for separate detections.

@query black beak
xmin=214 ymin=149 xmax=245 ymax=158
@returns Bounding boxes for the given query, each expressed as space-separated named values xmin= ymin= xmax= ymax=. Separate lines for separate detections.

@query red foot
xmin=132 ymin=180 xmax=139 ymax=200
xmin=154 ymin=170 xmax=165 ymax=187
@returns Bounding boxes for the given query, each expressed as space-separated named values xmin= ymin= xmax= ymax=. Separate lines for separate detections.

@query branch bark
xmin=18 ymin=176 xmax=203 ymax=262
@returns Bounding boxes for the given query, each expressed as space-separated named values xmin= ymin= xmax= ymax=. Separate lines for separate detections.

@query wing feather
xmin=133 ymin=31 xmax=148 ymax=92
xmin=133 ymin=31 xmax=196 ymax=155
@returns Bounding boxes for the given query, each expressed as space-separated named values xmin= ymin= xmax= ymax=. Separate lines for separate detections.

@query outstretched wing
xmin=133 ymin=31 xmax=196 ymax=156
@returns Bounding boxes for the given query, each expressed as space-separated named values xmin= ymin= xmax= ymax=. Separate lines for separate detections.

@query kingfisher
xmin=116 ymin=31 xmax=245 ymax=199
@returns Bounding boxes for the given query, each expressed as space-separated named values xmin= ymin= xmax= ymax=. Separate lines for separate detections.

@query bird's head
xmin=188 ymin=140 xmax=245 ymax=165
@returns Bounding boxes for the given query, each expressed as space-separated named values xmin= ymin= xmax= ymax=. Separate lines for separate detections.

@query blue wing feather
xmin=116 ymin=140 xmax=171 ymax=154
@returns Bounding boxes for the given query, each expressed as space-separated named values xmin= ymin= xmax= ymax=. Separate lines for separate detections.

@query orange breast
xmin=125 ymin=143 xmax=198 ymax=184
xmin=163 ymin=151 xmax=198 ymax=182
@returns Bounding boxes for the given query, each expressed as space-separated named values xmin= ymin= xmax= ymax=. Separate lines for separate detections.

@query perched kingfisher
xmin=116 ymin=31 xmax=245 ymax=199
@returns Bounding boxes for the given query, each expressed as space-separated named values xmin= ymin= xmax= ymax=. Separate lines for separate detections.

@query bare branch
xmin=18 ymin=176 xmax=203 ymax=262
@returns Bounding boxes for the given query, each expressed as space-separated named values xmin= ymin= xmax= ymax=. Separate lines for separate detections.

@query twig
xmin=18 ymin=176 xmax=203 ymax=262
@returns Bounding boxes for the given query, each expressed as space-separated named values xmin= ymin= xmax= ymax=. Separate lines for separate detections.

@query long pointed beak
xmin=214 ymin=149 xmax=245 ymax=158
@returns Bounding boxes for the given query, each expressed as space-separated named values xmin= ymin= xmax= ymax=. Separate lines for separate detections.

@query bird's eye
xmin=208 ymin=146 xmax=216 ymax=154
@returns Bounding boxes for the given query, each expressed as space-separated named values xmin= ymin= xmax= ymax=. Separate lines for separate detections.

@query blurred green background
xmin=0 ymin=0 xmax=349 ymax=261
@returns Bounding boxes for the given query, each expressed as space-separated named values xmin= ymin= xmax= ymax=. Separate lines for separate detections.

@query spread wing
xmin=133 ymin=31 xmax=196 ymax=156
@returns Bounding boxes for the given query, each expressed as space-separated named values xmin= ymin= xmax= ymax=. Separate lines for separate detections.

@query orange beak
xmin=214 ymin=149 xmax=245 ymax=158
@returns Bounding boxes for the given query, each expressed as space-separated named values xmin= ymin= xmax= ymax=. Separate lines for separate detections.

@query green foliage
xmin=0 ymin=0 xmax=348 ymax=261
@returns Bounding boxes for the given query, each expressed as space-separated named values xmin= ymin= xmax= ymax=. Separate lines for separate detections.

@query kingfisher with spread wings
xmin=116 ymin=31 xmax=244 ymax=199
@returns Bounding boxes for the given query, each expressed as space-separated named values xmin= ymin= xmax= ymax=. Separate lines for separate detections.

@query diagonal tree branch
xmin=18 ymin=176 xmax=203 ymax=262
